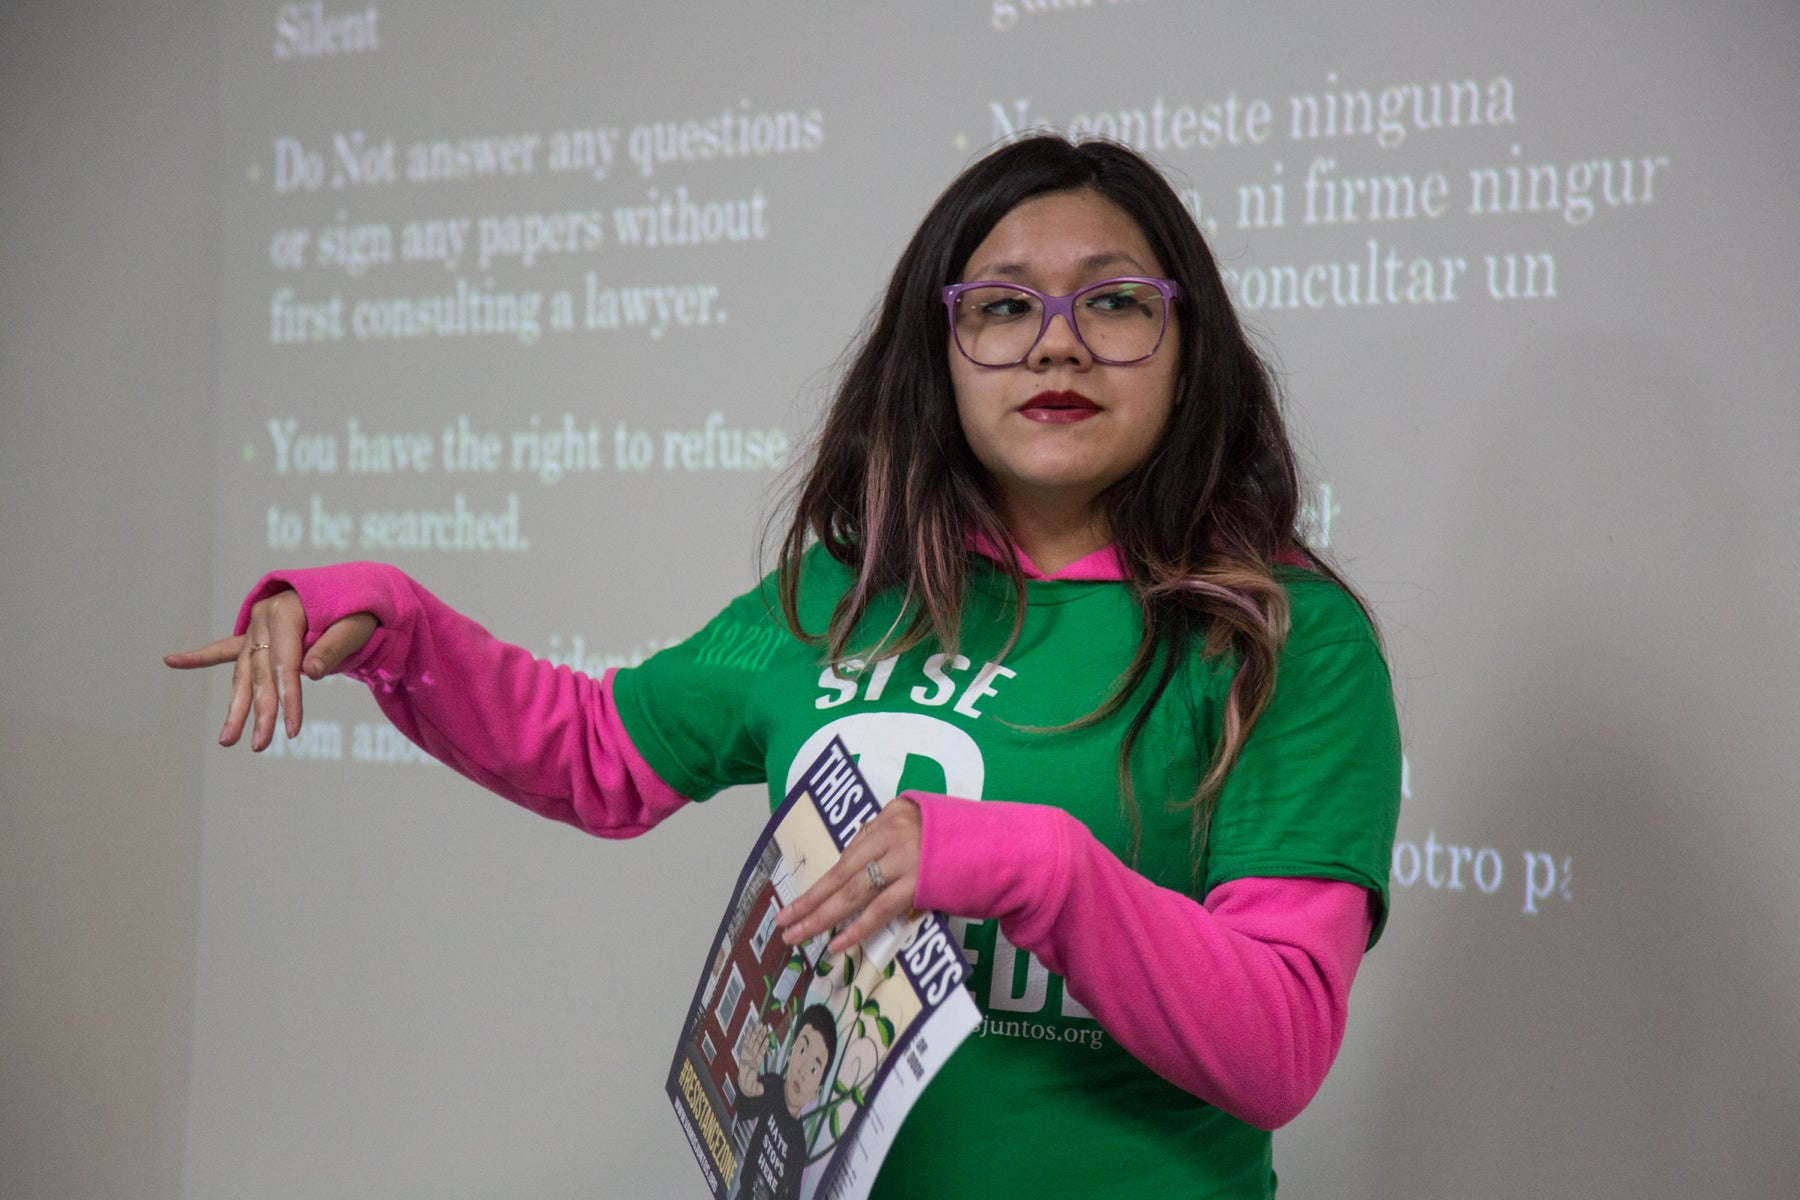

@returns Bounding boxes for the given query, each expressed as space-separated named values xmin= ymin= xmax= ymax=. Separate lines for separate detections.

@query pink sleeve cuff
xmin=913 ymin=793 xmax=1075 ymax=950
xmin=909 ymin=791 xmax=1373 ymax=1129
xmin=234 ymin=562 xmax=412 ymax=680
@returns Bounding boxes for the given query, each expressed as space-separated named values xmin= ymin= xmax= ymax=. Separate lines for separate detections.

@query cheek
xmin=948 ymin=358 xmax=977 ymax=423
xmin=1118 ymin=380 xmax=1179 ymax=471
xmin=948 ymin=367 xmax=998 ymax=463
xmin=1144 ymin=395 xmax=1178 ymax=454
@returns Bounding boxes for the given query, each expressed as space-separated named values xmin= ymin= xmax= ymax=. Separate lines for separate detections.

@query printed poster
xmin=667 ymin=737 xmax=980 ymax=1200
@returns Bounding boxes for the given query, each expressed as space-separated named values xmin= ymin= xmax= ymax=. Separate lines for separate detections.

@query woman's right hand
xmin=163 ymin=588 xmax=377 ymax=752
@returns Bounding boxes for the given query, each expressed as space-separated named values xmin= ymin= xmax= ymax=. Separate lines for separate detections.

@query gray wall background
xmin=3 ymin=4 xmax=214 ymax=1198
xmin=4 ymin=2 xmax=1797 ymax=1197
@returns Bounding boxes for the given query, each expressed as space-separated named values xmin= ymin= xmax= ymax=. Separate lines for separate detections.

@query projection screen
xmin=148 ymin=1 xmax=1800 ymax=1196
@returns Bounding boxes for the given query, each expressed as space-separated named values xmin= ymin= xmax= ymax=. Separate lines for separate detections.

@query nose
xmin=1031 ymin=311 xmax=1093 ymax=370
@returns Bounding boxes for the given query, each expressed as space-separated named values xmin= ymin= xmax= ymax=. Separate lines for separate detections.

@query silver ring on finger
xmin=865 ymin=860 xmax=886 ymax=893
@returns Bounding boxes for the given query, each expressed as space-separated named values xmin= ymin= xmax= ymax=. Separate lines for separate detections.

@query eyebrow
xmin=967 ymin=250 xmax=1151 ymax=281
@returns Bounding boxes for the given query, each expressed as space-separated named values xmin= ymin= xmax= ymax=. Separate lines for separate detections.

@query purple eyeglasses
xmin=942 ymin=276 xmax=1181 ymax=367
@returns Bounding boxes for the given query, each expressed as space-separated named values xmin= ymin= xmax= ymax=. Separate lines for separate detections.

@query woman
xmin=169 ymin=135 xmax=1400 ymax=1198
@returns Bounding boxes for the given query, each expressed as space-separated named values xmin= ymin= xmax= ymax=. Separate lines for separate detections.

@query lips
xmin=1019 ymin=390 xmax=1101 ymax=424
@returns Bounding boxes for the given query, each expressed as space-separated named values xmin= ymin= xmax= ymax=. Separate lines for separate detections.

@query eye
xmin=977 ymin=294 xmax=1034 ymax=319
xmin=1081 ymin=283 xmax=1152 ymax=316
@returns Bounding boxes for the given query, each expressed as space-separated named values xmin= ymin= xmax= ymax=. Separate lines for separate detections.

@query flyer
xmin=667 ymin=737 xmax=981 ymax=1200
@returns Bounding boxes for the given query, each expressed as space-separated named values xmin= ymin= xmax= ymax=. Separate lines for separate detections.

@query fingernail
xmin=303 ymin=658 xmax=322 ymax=678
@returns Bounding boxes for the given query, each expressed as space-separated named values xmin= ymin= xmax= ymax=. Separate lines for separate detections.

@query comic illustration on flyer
xmin=667 ymin=737 xmax=981 ymax=1200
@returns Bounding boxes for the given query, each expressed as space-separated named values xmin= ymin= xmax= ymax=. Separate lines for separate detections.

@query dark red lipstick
xmin=1019 ymin=390 xmax=1101 ymax=424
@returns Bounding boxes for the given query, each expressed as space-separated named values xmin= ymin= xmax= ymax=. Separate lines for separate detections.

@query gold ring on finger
xmin=248 ymin=643 xmax=271 ymax=652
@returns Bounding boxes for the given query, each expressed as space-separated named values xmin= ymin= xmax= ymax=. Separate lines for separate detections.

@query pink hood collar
xmin=967 ymin=529 xmax=1315 ymax=581
xmin=966 ymin=529 xmax=1130 ymax=582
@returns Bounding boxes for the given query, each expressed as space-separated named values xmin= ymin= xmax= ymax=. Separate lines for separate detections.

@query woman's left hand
xmin=778 ymin=795 xmax=921 ymax=954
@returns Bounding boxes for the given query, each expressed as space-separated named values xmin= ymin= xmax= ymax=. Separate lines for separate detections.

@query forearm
xmin=236 ymin=563 xmax=688 ymax=837
xmin=911 ymin=793 xmax=1372 ymax=1130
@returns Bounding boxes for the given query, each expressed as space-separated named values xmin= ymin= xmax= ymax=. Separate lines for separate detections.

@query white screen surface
xmin=21 ymin=2 xmax=1796 ymax=1197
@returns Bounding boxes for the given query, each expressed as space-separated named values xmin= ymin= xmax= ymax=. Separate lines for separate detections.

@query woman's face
xmin=948 ymin=189 xmax=1181 ymax=524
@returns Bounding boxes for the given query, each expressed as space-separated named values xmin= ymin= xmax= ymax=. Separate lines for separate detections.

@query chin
xmin=1009 ymin=462 xmax=1119 ymax=497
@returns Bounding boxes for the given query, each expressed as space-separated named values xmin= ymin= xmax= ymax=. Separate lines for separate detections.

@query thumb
xmin=302 ymin=612 xmax=378 ymax=679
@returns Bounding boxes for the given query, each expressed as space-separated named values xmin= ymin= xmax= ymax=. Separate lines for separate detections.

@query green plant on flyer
xmin=799 ymin=937 xmax=908 ymax=1163
xmin=748 ymin=941 xmax=818 ymax=1072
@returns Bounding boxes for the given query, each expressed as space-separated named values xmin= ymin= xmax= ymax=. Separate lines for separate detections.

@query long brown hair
xmin=776 ymin=135 xmax=1364 ymax=861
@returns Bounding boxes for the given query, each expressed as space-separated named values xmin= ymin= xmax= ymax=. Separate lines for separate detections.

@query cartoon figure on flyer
xmin=732 ymin=1004 xmax=838 ymax=1200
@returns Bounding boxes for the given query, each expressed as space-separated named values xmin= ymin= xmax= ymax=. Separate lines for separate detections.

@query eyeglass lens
xmin=952 ymin=280 xmax=1169 ymax=366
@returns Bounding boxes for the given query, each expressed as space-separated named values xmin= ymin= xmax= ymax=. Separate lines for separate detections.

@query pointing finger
xmin=164 ymin=634 xmax=246 ymax=670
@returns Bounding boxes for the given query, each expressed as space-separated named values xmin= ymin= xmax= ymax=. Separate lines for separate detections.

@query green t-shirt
xmin=614 ymin=548 xmax=1400 ymax=1199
